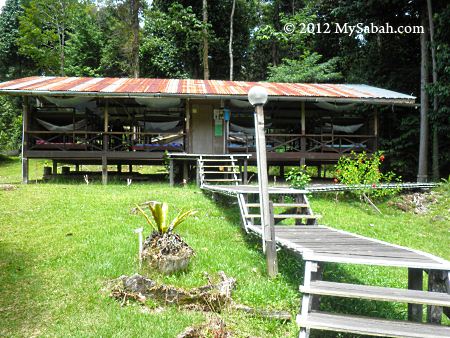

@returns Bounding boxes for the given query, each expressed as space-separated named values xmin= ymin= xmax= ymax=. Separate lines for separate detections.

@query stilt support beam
xmin=102 ymin=156 xmax=108 ymax=185
xmin=408 ymin=268 xmax=423 ymax=322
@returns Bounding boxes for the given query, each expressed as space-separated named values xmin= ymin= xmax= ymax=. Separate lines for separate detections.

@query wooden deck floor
xmin=246 ymin=225 xmax=450 ymax=270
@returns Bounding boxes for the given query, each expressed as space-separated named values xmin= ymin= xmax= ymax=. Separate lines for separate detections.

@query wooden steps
xmin=202 ymin=165 xmax=237 ymax=168
xmin=204 ymin=178 xmax=240 ymax=182
xmin=199 ymin=158 xmax=237 ymax=162
xmin=245 ymin=214 xmax=320 ymax=219
xmin=300 ymin=280 xmax=450 ymax=307
xmin=246 ymin=203 xmax=308 ymax=208
xmin=198 ymin=155 xmax=241 ymax=186
xmin=297 ymin=311 xmax=450 ymax=338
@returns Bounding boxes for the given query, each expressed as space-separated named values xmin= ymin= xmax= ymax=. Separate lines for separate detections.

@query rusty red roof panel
xmin=0 ymin=76 xmax=415 ymax=102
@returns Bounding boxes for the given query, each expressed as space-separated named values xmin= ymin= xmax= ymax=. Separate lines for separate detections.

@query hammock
xmin=36 ymin=118 xmax=87 ymax=132
xmin=230 ymin=123 xmax=255 ymax=135
xmin=324 ymin=123 xmax=364 ymax=134
xmin=315 ymin=101 xmax=357 ymax=112
xmin=228 ymin=99 xmax=253 ymax=109
xmin=135 ymin=97 xmax=181 ymax=109
xmin=139 ymin=120 xmax=181 ymax=132
xmin=43 ymin=96 xmax=95 ymax=108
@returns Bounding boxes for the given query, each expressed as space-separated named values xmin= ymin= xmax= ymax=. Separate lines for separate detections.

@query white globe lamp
xmin=248 ymin=86 xmax=268 ymax=106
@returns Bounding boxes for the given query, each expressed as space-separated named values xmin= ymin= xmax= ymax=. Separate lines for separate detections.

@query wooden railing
xmin=25 ymin=131 xmax=186 ymax=152
xmin=227 ymin=133 xmax=376 ymax=154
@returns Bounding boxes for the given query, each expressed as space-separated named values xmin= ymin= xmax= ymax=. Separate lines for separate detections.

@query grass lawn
xmin=1 ymin=156 xmax=449 ymax=337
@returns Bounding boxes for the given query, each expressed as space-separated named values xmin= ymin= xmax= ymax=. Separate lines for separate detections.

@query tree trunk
xmin=417 ymin=11 xmax=429 ymax=183
xmin=202 ymin=0 xmax=210 ymax=80
xmin=427 ymin=0 xmax=439 ymax=180
xmin=130 ymin=0 xmax=140 ymax=78
xmin=58 ymin=24 xmax=65 ymax=76
xmin=229 ymin=0 xmax=236 ymax=81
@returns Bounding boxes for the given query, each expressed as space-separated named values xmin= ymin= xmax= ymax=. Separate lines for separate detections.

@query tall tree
xmin=18 ymin=0 xmax=80 ymax=75
xmin=140 ymin=2 xmax=203 ymax=78
xmin=229 ymin=0 xmax=236 ymax=80
xmin=65 ymin=4 xmax=104 ymax=76
xmin=202 ymin=0 xmax=209 ymax=80
xmin=426 ymin=0 xmax=439 ymax=180
xmin=418 ymin=10 xmax=430 ymax=182
xmin=0 ymin=0 xmax=29 ymax=80
xmin=130 ymin=0 xmax=140 ymax=78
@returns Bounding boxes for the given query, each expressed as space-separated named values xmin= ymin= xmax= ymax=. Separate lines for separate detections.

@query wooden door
xmin=190 ymin=104 xmax=213 ymax=154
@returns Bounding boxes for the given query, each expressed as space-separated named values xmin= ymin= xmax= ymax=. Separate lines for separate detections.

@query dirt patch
xmin=0 ymin=184 xmax=17 ymax=191
xmin=389 ymin=191 xmax=438 ymax=214
xmin=177 ymin=318 xmax=232 ymax=338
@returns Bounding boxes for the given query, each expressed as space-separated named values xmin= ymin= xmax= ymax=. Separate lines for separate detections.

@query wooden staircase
xmin=237 ymin=191 xmax=321 ymax=232
xmin=198 ymin=174 xmax=450 ymax=337
xmin=197 ymin=155 xmax=241 ymax=186
xmin=298 ymin=261 xmax=450 ymax=338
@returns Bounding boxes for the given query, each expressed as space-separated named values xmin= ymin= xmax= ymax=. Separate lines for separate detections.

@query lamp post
xmin=248 ymin=85 xmax=278 ymax=277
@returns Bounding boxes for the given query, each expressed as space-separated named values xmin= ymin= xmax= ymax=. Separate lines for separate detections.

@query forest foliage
xmin=0 ymin=0 xmax=448 ymax=179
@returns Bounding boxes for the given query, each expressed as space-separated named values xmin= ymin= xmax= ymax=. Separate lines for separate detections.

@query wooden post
xmin=102 ymin=155 xmax=108 ymax=185
xmin=21 ymin=96 xmax=29 ymax=184
xmin=311 ymin=262 xmax=324 ymax=310
xmin=183 ymin=161 xmax=188 ymax=184
xmin=102 ymin=100 xmax=109 ymax=185
xmin=169 ymin=159 xmax=174 ymax=187
xmin=254 ymin=104 xmax=277 ymax=275
xmin=427 ymin=270 xmax=446 ymax=323
xmin=266 ymin=201 xmax=278 ymax=277
xmin=117 ymin=165 xmax=122 ymax=173
xmin=129 ymin=164 xmax=133 ymax=173
xmin=373 ymin=109 xmax=379 ymax=151
xmin=75 ymin=164 xmax=80 ymax=172
xmin=52 ymin=160 xmax=58 ymax=175
xmin=300 ymin=101 xmax=306 ymax=166
xmin=243 ymin=158 xmax=248 ymax=184
xmin=185 ymin=99 xmax=190 ymax=152
xmin=408 ymin=268 xmax=423 ymax=322
xmin=103 ymin=100 xmax=109 ymax=151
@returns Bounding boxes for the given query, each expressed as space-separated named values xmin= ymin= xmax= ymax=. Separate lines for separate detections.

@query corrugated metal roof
xmin=0 ymin=76 xmax=416 ymax=104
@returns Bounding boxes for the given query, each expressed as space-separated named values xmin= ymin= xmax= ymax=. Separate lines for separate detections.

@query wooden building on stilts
xmin=0 ymin=76 xmax=415 ymax=184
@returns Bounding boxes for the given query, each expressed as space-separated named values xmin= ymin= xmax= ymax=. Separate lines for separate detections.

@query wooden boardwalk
xmin=245 ymin=224 xmax=450 ymax=270
xmin=200 ymin=179 xmax=450 ymax=338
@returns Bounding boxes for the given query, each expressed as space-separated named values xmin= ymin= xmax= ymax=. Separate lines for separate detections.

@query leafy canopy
xmin=268 ymin=52 xmax=342 ymax=83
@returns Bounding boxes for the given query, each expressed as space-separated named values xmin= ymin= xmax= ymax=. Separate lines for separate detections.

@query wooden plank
xmin=301 ymin=281 xmax=450 ymax=307
xmin=246 ymin=203 xmax=308 ymax=208
xmin=202 ymin=165 xmax=238 ymax=168
xmin=204 ymin=178 xmax=240 ymax=182
xmin=299 ymin=252 xmax=445 ymax=269
xmin=298 ymin=311 xmax=450 ymax=338
xmin=308 ymin=250 xmax=438 ymax=262
xmin=202 ymin=159 xmax=235 ymax=162
xmin=202 ymin=171 xmax=239 ymax=174
xmin=245 ymin=214 xmax=319 ymax=219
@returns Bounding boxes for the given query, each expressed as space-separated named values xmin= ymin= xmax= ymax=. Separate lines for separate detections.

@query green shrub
xmin=335 ymin=151 xmax=401 ymax=198
xmin=285 ymin=165 xmax=311 ymax=189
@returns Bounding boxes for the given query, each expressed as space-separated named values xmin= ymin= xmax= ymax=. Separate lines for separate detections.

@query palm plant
xmin=136 ymin=202 xmax=197 ymax=234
